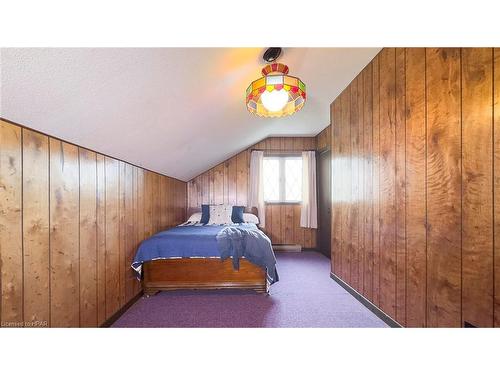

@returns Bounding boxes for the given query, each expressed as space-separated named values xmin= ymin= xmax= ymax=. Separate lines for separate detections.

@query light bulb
xmin=260 ymin=89 xmax=289 ymax=112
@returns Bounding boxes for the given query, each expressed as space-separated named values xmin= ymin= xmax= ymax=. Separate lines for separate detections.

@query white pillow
xmin=208 ymin=204 xmax=233 ymax=225
xmin=187 ymin=212 xmax=202 ymax=222
xmin=243 ymin=213 xmax=259 ymax=224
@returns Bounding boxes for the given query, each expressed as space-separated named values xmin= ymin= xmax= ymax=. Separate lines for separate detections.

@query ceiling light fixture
xmin=246 ymin=48 xmax=306 ymax=118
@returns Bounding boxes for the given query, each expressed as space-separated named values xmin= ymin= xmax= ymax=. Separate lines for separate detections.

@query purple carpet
xmin=112 ymin=252 xmax=388 ymax=328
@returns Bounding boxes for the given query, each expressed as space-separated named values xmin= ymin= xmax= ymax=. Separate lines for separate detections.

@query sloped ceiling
xmin=0 ymin=48 xmax=380 ymax=181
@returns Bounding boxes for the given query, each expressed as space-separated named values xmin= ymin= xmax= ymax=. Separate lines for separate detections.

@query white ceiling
xmin=0 ymin=48 xmax=380 ymax=181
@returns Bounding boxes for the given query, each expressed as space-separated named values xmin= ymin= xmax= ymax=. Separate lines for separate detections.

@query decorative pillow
xmin=231 ymin=206 xmax=245 ymax=223
xmin=200 ymin=204 xmax=210 ymax=224
xmin=208 ymin=204 xmax=233 ymax=225
xmin=243 ymin=213 xmax=259 ymax=224
xmin=187 ymin=212 xmax=202 ymax=222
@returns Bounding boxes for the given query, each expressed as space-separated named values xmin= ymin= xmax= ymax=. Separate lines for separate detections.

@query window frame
xmin=263 ymin=154 xmax=302 ymax=204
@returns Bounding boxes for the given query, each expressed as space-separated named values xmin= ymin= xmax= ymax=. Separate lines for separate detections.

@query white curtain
xmin=248 ymin=151 xmax=266 ymax=227
xmin=300 ymin=151 xmax=317 ymax=229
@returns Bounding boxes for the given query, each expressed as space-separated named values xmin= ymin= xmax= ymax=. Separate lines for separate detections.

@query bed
xmin=132 ymin=215 xmax=278 ymax=296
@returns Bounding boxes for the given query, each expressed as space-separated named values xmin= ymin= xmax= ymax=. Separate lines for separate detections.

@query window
xmin=263 ymin=155 xmax=302 ymax=203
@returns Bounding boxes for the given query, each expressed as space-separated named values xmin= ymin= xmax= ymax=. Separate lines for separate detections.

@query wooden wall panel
xmin=150 ymin=172 xmax=158 ymax=233
xmin=79 ymin=148 xmax=97 ymax=327
xmin=160 ymin=176 xmax=168 ymax=228
xmin=395 ymin=48 xmax=407 ymax=325
xmin=341 ymin=90 xmax=351 ymax=283
xmin=357 ymin=76 xmax=365 ymax=297
xmin=22 ymin=129 xmax=50 ymax=326
xmin=213 ymin=164 xmax=224 ymax=205
xmin=378 ymin=48 xmax=397 ymax=318
xmin=118 ymin=161 xmax=126 ymax=307
xmin=271 ymin=205 xmax=282 ymax=244
xmin=0 ymin=121 xmax=23 ymax=326
xmin=133 ymin=167 xmax=141 ymax=297
xmin=0 ymin=119 xmax=187 ymax=327
xmin=316 ymin=125 xmax=331 ymax=151
xmin=49 ymin=139 xmax=80 ymax=327
xmin=227 ymin=157 xmax=237 ymax=206
xmin=362 ymin=65 xmax=373 ymax=301
xmin=124 ymin=164 xmax=136 ymax=303
xmin=330 ymin=48 xmax=497 ymax=327
xmin=144 ymin=171 xmax=153 ymax=238
xmin=494 ymin=48 xmax=500 ymax=328
xmin=105 ymin=157 xmax=120 ymax=319
xmin=236 ymin=151 xmax=248 ymax=206
xmin=96 ymin=154 xmax=106 ymax=326
xmin=187 ymin=136 xmax=318 ymax=248
xmin=331 ymin=102 xmax=342 ymax=275
xmin=405 ymin=48 xmax=427 ymax=327
xmin=372 ymin=55 xmax=381 ymax=306
xmin=165 ymin=175 xmax=173 ymax=226
xmin=461 ymin=48 xmax=494 ymax=327
xmin=426 ymin=48 xmax=462 ymax=327
xmin=350 ymin=77 xmax=360 ymax=290
xmin=136 ymin=168 xmax=145 ymax=280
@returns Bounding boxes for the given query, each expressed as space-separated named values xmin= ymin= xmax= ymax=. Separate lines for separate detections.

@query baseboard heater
xmin=272 ymin=244 xmax=302 ymax=252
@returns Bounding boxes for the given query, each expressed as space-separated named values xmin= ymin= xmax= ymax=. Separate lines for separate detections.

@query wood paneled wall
xmin=0 ymin=119 xmax=186 ymax=327
xmin=187 ymin=137 xmax=317 ymax=248
xmin=316 ymin=125 xmax=331 ymax=151
xmin=330 ymin=48 xmax=500 ymax=327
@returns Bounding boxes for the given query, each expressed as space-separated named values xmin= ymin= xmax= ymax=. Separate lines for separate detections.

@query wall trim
xmin=100 ymin=292 xmax=143 ymax=328
xmin=330 ymin=272 xmax=402 ymax=328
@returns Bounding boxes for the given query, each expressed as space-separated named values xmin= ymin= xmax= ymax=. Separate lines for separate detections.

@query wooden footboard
xmin=142 ymin=258 xmax=267 ymax=296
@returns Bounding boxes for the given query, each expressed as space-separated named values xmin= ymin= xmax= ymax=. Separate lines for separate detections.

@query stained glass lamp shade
xmin=246 ymin=63 xmax=306 ymax=117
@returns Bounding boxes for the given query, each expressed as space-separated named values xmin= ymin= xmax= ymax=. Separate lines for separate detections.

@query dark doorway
xmin=317 ymin=149 xmax=331 ymax=258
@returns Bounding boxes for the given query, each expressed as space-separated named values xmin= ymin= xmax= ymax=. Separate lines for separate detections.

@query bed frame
xmin=142 ymin=258 xmax=268 ymax=296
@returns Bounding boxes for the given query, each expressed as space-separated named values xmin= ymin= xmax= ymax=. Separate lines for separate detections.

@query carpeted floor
xmin=112 ymin=251 xmax=388 ymax=328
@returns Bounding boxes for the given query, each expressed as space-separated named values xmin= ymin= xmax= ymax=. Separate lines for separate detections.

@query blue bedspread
xmin=131 ymin=223 xmax=278 ymax=285
xmin=217 ymin=226 xmax=278 ymax=285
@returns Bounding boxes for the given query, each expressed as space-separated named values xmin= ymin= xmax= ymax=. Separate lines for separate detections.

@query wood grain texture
xmin=341 ymin=90 xmax=352 ymax=283
xmin=22 ymin=129 xmax=50 ymax=326
xmin=330 ymin=48 xmax=496 ymax=327
xmin=357 ymin=75 xmax=365 ymax=297
xmin=213 ymin=164 xmax=224 ymax=205
xmin=331 ymin=102 xmax=342 ymax=275
xmin=426 ymin=48 xmax=462 ymax=327
xmin=395 ymin=48 xmax=407 ymax=325
xmin=159 ymin=175 xmax=166 ymax=229
xmin=79 ymin=148 xmax=97 ymax=327
xmin=136 ymin=168 xmax=145 ymax=298
xmin=350 ymin=77 xmax=360 ymax=290
xmin=50 ymin=139 xmax=80 ymax=327
xmin=316 ymin=125 xmax=331 ymax=151
xmin=378 ymin=48 xmax=397 ymax=318
xmin=96 ymin=153 xmax=106 ymax=326
xmin=132 ymin=167 xmax=141 ymax=297
xmin=362 ymin=64 xmax=373 ymax=301
xmin=143 ymin=258 xmax=266 ymax=294
xmin=124 ymin=164 xmax=137 ymax=302
xmin=144 ymin=171 xmax=153 ymax=238
xmin=372 ymin=54 xmax=381 ymax=306
xmin=405 ymin=48 xmax=427 ymax=327
xmin=236 ymin=151 xmax=248 ymax=206
xmin=0 ymin=120 xmax=186 ymax=327
xmin=118 ymin=161 xmax=126 ymax=307
xmin=105 ymin=157 xmax=120 ymax=319
xmin=494 ymin=48 xmax=500 ymax=327
xmin=461 ymin=48 xmax=494 ymax=327
xmin=0 ymin=120 xmax=23 ymax=326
